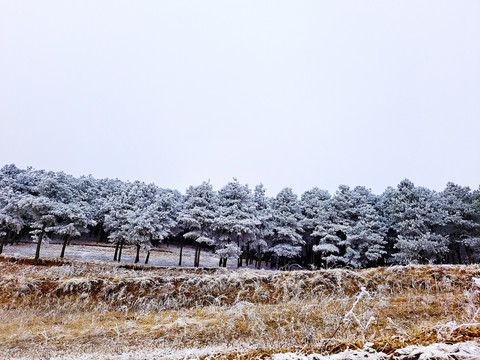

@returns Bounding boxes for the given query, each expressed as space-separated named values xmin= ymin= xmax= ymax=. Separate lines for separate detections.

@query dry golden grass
xmin=1 ymin=255 xmax=480 ymax=359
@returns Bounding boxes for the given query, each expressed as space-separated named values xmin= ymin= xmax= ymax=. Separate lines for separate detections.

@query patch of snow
xmin=8 ymin=341 xmax=480 ymax=360
xmin=393 ymin=341 xmax=480 ymax=359
xmin=271 ymin=349 xmax=388 ymax=360
xmin=10 ymin=345 xmax=251 ymax=360
xmin=1 ymin=242 xmax=254 ymax=269
xmin=270 ymin=341 xmax=480 ymax=360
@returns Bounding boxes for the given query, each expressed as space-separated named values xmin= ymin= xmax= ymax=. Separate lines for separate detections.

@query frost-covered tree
xmin=177 ymin=182 xmax=217 ymax=267
xmin=312 ymin=186 xmax=386 ymax=269
xmin=213 ymin=179 xmax=258 ymax=267
xmin=0 ymin=164 xmax=36 ymax=194
xmin=103 ymin=182 xmax=179 ymax=263
xmin=104 ymin=182 xmax=154 ymax=262
xmin=18 ymin=194 xmax=58 ymax=262
xmin=251 ymin=184 xmax=273 ymax=269
xmin=38 ymin=171 xmax=96 ymax=258
xmin=439 ymin=183 xmax=480 ymax=263
xmin=270 ymin=188 xmax=304 ymax=268
xmin=312 ymin=185 xmax=352 ymax=267
xmin=74 ymin=175 xmax=110 ymax=243
xmin=1 ymin=166 xmax=96 ymax=258
xmin=300 ymin=187 xmax=331 ymax=267
xmin=342 ymin=186 xmax=386 ymax=268
xmin=383 ymin=179 xmax=449 ymax=264
xmin=0 ymin=188 xmax=24 ymax=253
xmin=53 ymin=203 xmax=92 ymax=258
xmin=144 ymin=188 xmax=183 ymax=264
xmin=10 ymin=170 xmax=83 ymax=262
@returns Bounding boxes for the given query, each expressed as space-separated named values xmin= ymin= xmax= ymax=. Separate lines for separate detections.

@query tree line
xmin=0 ymin=164 xmax=479 ymax=268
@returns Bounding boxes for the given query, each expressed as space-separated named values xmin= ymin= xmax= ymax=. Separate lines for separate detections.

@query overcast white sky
xmin=1 ymin=1 xmax=479 ymax=196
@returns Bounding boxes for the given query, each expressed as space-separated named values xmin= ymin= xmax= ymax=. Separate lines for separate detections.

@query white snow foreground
xmin=10 ymin=342 xmax=480 ymax=360
xmin=271 ymin=341 xmax=480 ymax=360
xmin=10 ymin=345 xmax=243 ymax=360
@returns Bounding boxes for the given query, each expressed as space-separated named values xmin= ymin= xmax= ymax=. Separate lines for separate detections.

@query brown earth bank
xmin=0 ymin=254 xmax=480 ymax=359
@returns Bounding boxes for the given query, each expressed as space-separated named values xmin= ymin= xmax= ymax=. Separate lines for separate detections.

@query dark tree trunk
xmin=9 ymin=232 xmax=15 ymax=245
xmin=0 ymin=229 xmax=10 ymax=254
xmin=60 ymin=235 xmax=70 ymax=258
xmin=447 ymin=248 xmax=453 ymax=264
xmin=256 ymin=246 xmax=262 ymax=269
xmin=113 ymin=241 xmax=120 ymax=261
xmin=219 ymin=257 xmax=222 ymax=267
xmin=457 ymin=244 xmax=464 ymax=264
xmin=34 ymin=224 xmax=47 ymax=264
xmin=97 ymin=227 xmax=102 ymax=244
xmin=222 ymin=257 xmax=227 ymax=267
xmin=453 ymin=242 xmax=461 ymax=264
xmin=465 ymin=245 xmax=473 ymax=264
xmin=118 ymin=240 xmax=124 ymax=262
xmin=448 ymin=242 xmax=457 ymax=264
xmin=145 ymin=250 xmax=150 ymax=264
xmin=135 ymin=244 xmax=141 ymax=263
xmin=194 ymin=246 xmax=197 ymax=267
xmin=245 ymin=243 xmax=250 ymax=266
xmin=194 ymin=245 xmax=201 ymax=267
xmin=14 ymin=229 xmax=25 ymax=245
xmin=237 ymin=239 xmax=242 ymax=268
xmin=178 ymin=238 xmax=184 ymax=266
xmin=304 ymin=243 xmax=313 ymax=268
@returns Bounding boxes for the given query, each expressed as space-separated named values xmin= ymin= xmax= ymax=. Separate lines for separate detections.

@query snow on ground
xmin=10 ymin=344 xmax=252 ymax=360
xmin=9 ymin=342 xmax=480 ymax=360
xmin=1 ymin=241 xmax=264 ymax=269
xmin=271 ymin=341 xmax=480 ymax=360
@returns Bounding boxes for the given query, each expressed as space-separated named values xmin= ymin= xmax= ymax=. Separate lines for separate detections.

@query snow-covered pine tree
xmin=300 ymin=187 xmax=331 ymax=268
xmin=0 ymin=164 xmax=34 ymax=195
xmin=440 ymin=182 xmax=480 ymax=263
xmin=143 ymin=188 xmax=183 ymax=264
xmin=74 ymin=175 xmax=106 ymax=242
xmin=251 ymin=184 xmax=273 ymax=269
xmin=42 ymin=171 xmax=96 ymax=258
xmin=52 ymin=202 xmax=92 ymax=258
xmin=213 ymin=179 xmax=258 ymax=267
xmin=89 ymin=178 xmax=124 ymax=243
xmin=103 ymin=181 xmax=159 ymax=262
xmin=0 ymin=187 xmax=24 ymax=253
xmin=177 ymin=182 xmax=217 ymax=267
xmin=18 ymin=194 xmax=58 ymax=263
xmin=384 ymin=179 xmax=449 ymax=264
xmin=270 ymin=187 xmax=304 ymax=269
xmin=312 ymin=185 xmax=352 ymax=268
xmin=342 ymin=186 xmax=386 ymax=268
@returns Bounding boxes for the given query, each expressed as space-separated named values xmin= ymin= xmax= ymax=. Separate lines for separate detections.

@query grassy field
xmin=1 ymin=254 xmax=480 ymax=359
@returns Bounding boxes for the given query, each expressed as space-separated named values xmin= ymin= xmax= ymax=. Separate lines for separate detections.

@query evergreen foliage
xmin=1 ymin=164 xmax=479 ymax=268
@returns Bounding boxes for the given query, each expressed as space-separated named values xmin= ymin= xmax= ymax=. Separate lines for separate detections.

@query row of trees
xmin=1 ymin=164 xmax=479 ymax=268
